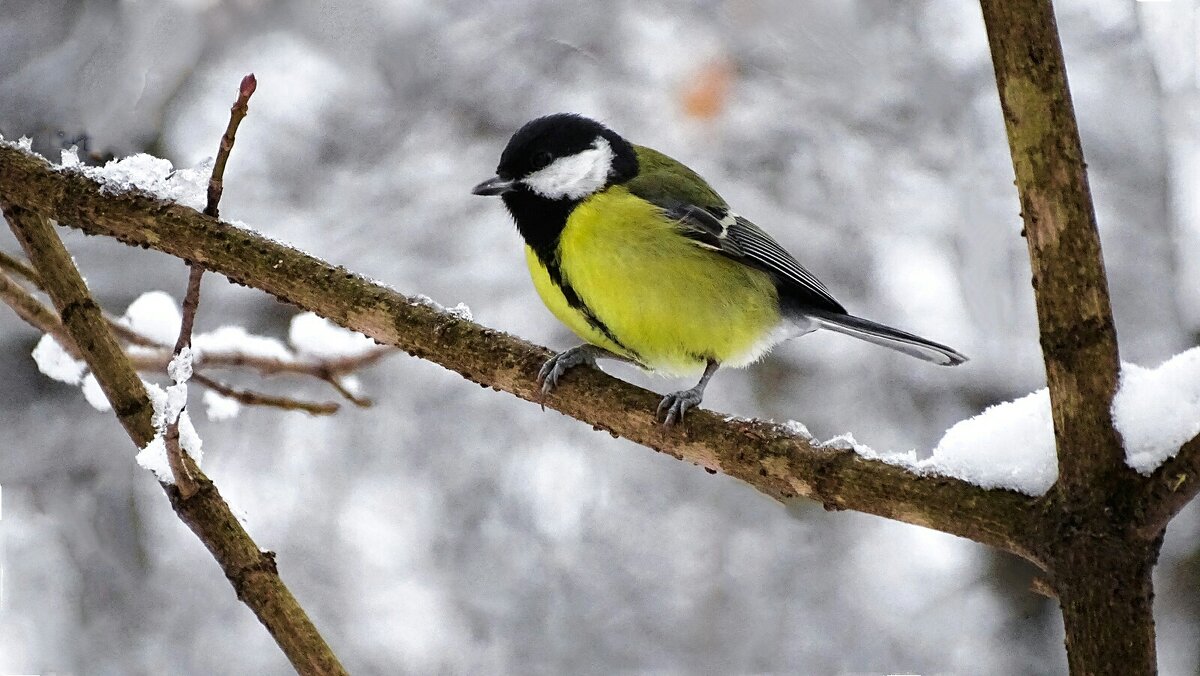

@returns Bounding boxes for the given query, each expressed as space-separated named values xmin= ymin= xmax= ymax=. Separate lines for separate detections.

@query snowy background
xmin=1 ymin=0 xmax=1198 ymax=673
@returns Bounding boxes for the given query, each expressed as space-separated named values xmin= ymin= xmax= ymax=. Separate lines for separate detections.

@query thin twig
xmin=108 ymin=318 xmax=162 ymax=347
xmin=322 ymin=373 xmax=372 ymax=407
xmin=124 ymin=340 xmax=391 ymax=402
xmin=174 ymin=265 xmax=205 ymax=354
xmin=207 ymin=73 xmax=256 ymax=221
xmin=166 ymin=73 xmax=257 ymax=498
xmin=0 ymin=249 xmax=40 ymax=286
xmin=166 ymin=263 xmax=205 ymax=498
xmin=0 ymin=268 xmax=76 ymax=349
xmin=193 ymin=373 xmax=340 ymax=416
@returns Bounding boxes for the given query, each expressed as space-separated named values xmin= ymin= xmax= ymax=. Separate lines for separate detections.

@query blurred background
xmin=1 ymin=0 xmax=1198 ymax=673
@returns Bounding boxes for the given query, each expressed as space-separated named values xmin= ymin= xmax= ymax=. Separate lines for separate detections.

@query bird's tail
xmin=807 ymin=311 xmax=968 ymax=366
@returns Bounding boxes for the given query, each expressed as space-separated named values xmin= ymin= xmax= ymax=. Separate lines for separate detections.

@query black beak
xmin=471 ymin=176 xmax=516 ymax=196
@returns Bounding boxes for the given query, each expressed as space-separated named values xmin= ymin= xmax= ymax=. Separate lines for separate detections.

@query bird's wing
xmin=665 ymin=204 xmax=845 ymax=313
xmin=625 ymin=146 xmax=845 ymax=313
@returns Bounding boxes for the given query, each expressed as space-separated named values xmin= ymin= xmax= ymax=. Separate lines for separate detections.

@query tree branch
xmin=191 ymin=372 xmax=340 ymax=416
xmin=0 ymin=267 xmax=76 ymax=349
xmin=979 ymin=1 xmax=1162 ymax=672
xmin=0 ymin=143 xmax=1044 ymax=563
xmin=1 ymin=202 xmax=347 ymax=675
xmin=5 ymin=203 xmax=157 ymax=445
xmin=1135 ymin=435 xmax=1200 ymax=537
xmin=0 ymin=248 xmax=40 ymax=285
xmin=978 ymin=0 xmax=1126 ymax=494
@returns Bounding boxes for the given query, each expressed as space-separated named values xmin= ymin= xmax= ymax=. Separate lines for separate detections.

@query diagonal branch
xmin=1135 ymin=434 xmax=1200 ymax=537
xmin=191 ymin=372 xmax=340 ymax=415
xmin=5 ymin=203 xmax=156 ymax=444
xmin=0 ymin=143 xmax=1044 ymax=564
xmin=978 ymin=0 xmax=1126 ymax=495
xmin=1 ymin=202 xmax=347 ymax=676
xmin=0 ymin=248 xmax=40 ymax=285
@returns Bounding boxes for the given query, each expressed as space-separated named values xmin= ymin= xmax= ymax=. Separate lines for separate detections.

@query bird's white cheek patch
xmin=523 ymin=137 xmax=614 ymax=200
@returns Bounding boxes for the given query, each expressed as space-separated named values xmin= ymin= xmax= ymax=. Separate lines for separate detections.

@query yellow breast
xmin=524 ymin=187 xmax=783 ymax=375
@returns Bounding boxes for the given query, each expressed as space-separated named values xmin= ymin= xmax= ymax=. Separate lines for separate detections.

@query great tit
xmin=473 ymin=113 xmax=966 ymax=424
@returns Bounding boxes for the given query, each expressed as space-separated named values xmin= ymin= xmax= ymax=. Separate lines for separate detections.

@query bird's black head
xmin=472 ymin=114 xmax=639 ymax=259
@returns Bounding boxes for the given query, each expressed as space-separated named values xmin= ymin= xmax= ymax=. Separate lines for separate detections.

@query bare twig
xmin=193 ymin=372 xmax=340 ymax=416
xmin=0 ymin=249 xmax=39 ymax=286
xmin=166 ymin=264 xmax=204 ymax=498
xmin=123 ymin=340 xmax=391 ymax=403
xmin=165 ymin=73 xmax=257 ymax=498
xmin=207 ymin=73 xmax=256 ymax=221
xmin=0 ymin=268 xmax=76 ymax=349
xmin=174 ymin=265 xmax=205 ymax=355
xmin=322 ymin=373 xmax=371 ymax=407
xmin=108 ymin=318 xmax=163 ymax=347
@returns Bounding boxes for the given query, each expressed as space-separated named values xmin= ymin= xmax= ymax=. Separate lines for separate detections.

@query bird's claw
xmin=657 ymin=388 xmax=703 ymax=426
xmin=537 ymin=346 xmax=597 ymax=400
xmin=536 ymin=359 xmax=560 ymax=396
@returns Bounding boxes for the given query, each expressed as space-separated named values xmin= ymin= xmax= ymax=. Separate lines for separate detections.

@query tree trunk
xmin=1052 ymin=534 xmax=1161 ymax=675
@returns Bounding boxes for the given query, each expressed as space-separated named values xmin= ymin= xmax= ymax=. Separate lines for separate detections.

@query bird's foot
xmin=537 ymin=345 xmax=599 ymax=397
xmin=656 ymin=386 xmax=705 ymax=426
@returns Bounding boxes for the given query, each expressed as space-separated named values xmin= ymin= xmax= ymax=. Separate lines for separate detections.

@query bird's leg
xmin=657 ymin=359 xmax=720 ymax=426
xmin=537 ymin=343 xmax=630 ymax=396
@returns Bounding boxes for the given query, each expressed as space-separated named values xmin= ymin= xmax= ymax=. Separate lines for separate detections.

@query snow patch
xmin=119 ymin=291 xmax=183 ymax=345
xmin=194 ymin=325 xmax=293 ymax=362
xmin=135 ymin=436 xmax=172 ymax=483
xmin=137 ymin=369 xmax=205 ymax=484
xmin=410 ymin=294 xmax=472 ymax=321
xmin=840 ymin=347 xmax=1200 ymax=496
xmin=32 ymin=335 xmax=85 ymax=385
xmin=1115 ymin=348 xmax=1200 ymax=474
xmin=81 ymin=374 xmax=111 ymax=412
xmin=288 ymin=312 xmax=376 ymax=359
xmin=337 ymin=375 xmax=363 ymax=396
xmin=780 ymin=419 xmax=814 ymax=440
xmin=928 ymin=388 xmax=1057 ymax=494
xmin=59 ymin=145 xmax=80 ymax=168
xmin=82 ymin=154 xmax=213 ymax=211
xmin=203 ymin=390 xmax=242 ymax=421
xmin=168 ymin=347 xmax=194 ymax=384
xmin=447 ymin=302 xmax=472 ymax=321
xmin=178 ymin=410 xmax=204 ymax=463
xmin=138 ymin=382 xmax=174 ymax=483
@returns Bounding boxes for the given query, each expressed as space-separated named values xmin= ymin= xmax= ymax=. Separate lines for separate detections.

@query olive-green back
xmin=627 ymin=145 xmax=727 ymax=209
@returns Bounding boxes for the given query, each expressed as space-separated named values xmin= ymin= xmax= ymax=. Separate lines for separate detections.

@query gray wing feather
xmin=663 ymin=202 xmax=845 ymax=313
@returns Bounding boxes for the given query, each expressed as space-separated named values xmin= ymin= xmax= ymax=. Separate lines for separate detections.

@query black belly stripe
xmin=542 ymin=255 xmax=641 ymax=361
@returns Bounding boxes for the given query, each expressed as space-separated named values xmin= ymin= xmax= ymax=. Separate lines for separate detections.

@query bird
xmin=472 ymin=113 xmax=966 ymax=425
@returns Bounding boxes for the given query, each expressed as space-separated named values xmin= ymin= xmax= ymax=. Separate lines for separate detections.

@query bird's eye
xmin=531 ymin=150 xmax=553 ymax=170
